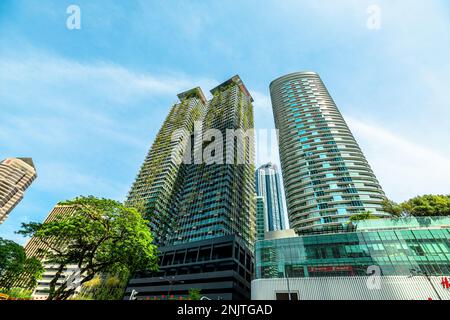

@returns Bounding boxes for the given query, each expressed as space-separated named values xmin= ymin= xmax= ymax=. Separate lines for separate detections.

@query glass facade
xmin=256 ymin=196 xmax=266 ymax=241
xmin=169 ymin=76 xmax=256 ymax=246
xmin=255 ymin=217 xmax=450 ymax=279
xmin=255 ymin=163 xmax=287 ymax=232
xmin=270 ymin=72 xmax=390 ymax=234
xmin=127 ymin=77 xmax=256 ymax=248
xmin=126 ymin=87 xmax=207 ymax=245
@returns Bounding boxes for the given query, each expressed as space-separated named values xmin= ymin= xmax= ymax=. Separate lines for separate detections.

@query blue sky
xmin=1 ymin=0 xmax=450 ymax=244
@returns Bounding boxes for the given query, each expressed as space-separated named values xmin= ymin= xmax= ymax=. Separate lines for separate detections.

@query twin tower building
xmin=124 ymin=72 xmax=388 ymax=299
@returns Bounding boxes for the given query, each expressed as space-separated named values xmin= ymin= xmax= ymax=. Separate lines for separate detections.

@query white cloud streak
xmin=346 ymin=116 xmax=450 ymax=202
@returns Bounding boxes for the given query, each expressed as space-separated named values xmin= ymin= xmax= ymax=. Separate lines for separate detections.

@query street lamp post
xmin=285 ymin=267 xmax=291 ymax=301
xmin=159 ymin=276 xmax=185 ymax=299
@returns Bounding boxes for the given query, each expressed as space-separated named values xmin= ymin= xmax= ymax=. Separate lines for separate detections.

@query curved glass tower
xmin=270 ymin=72 xmax=389 ymax=234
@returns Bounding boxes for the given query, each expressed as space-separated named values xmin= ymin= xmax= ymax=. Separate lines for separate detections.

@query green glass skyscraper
xmin=126 ymin=87 xmax=207 ymax=245
xmin=127 ymin=77 xmax=256 ymax=247
xmin=169 ymin=76 xmax=256 ymax=246
xmin=270 ymin=72 xmax=389 ymax=234
xmin=125 ymin=76 xmax=256 ymax=300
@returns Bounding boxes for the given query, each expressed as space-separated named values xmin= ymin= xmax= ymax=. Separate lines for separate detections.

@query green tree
xmin=0 ymin=238 xmax=25 ymax=279
xmin=0 ymin=287 xmax=33 ymax=299
xmin=188 ymin=288 xmax=202 ymax=300
xmin=381 ymin=198 xmax=403 ymax=216
xmin=400 ymin=194 xmax=450 ymax=217
xmin=0 ymin=237 xmax=43 ymax=290
xmin=78 ymin=268 xmax=130 ymax=300
xmin=18 ymin=196 xmax=159 ymax=300
xmin=382 ymin=195 xmax=450 ymax=217
xmin=349 ymin=212 xmax=380 ymax=222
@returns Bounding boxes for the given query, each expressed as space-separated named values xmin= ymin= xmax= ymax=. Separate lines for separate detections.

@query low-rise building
xmin=252 ymin=216 xmax=450 ymax=300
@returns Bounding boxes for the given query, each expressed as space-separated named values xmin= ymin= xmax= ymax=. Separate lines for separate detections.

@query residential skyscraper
xmin=0 ymin=158 xmax=37 ymax=224
xmin=168 ymin=76 xmax=256 ymax=246
xmin=255 ymin=163 xmax=287 ymax=233
xmin=126 ymin=76 xmax=256 ymax=247
xmin=125 ymin=76 xmax=256 ymax=300
xmin=126 ymin=87 xmax=207 ymax=245
xmin=270 ymin=72 xmax=389 ymax=234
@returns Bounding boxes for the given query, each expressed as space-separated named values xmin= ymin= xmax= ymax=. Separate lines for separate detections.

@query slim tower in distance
xmin=255 ymin=162 xmax=287 ymax=233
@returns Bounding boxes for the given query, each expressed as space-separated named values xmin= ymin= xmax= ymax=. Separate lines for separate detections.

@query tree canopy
xmin=0 ymin=237 xmax=43 ymax=290
xmin=0 ymin=238 xmax=25 ymax=278
xmin=349 ymin=212 xmax=380 ymax=222
xmin=18 ymin=196 xmax=159 ymax=300
xmin=382 ymin=195 xmax=450 ymax=217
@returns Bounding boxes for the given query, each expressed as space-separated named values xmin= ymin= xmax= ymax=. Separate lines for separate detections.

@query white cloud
xmin=0 ymin=49 xmax=219 ymax=239
xmin=35 ymin=162 xmax=128 ymax=200
xmin=250 ymin=90 xmax=272 ymax=111
xmin=0 ymin=52 xmax=217 ymax=107
xmin=346 ymin=116 xmax=450 ymax=202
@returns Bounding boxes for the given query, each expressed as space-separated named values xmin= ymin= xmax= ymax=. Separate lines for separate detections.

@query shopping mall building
xmin=252 ymin=217 xmax=450 ymax=300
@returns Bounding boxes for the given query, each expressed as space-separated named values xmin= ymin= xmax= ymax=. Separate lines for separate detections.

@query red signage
xmin=308 ymin=266 xmax=353 ymax=273
xmin=441 ymin=277 xmax=450 ymax=289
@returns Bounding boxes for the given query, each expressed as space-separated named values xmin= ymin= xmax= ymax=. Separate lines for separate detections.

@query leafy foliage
xmin=78 ymin=269 xmax=130 ymax=300
xmin=401 ymin=194 xmax=450 ymax=217
xmin=0 ymin=237 xmax=43 ymax=290
xmin=0 ymin=238 xmax=25 ymax=279
xmin=381 ymin=199 xmax=403 ymax=216
xmin=0 ymin=287 xmax=33 ymax=299
xmin=349 ymin=212 xmax=380 ymax=221
xmin=18 ymin=196 xmax=159 ymax=300
xmin=188 ymin=288 xmax=202 ymax=300
xmin=382 ymin=195 xmax=450 ymax=217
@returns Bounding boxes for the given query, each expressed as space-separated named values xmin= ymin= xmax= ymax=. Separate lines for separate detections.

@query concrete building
xmin=12 ymin=204 xmax=84 ymax=299
xmin=32 ymin=264 xmax=83 ymax=300
xmin=251 ymin=216 xmax=450 ymax=300
xmin=0 ymin=158 xmax=37 ymax=224
xmin=124 ymin=235 xmax=253 ymax=300
xmin=252 ymin=276 xmax=450 ymax=300
xmin=270 ymin=72 xmax=390 ymax=234
xmin=255 ymin=163 xmax=287 ymax=232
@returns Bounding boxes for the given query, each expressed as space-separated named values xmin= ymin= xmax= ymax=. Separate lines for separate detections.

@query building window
xmin=275 ymin=292 xmax=299 ymax=300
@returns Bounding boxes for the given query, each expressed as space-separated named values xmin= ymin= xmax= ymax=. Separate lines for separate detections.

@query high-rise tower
xmin=169 ymin=76 xmax=256 ymax=246
xmin=126 ymin=77 xmax=256 ymax=247
xmin=125 ymin=76 xmax=256 ymax=300
xmin=126 ymin=87 xmax=207 ymax=245
xmin=270 ymin=72 xmax=389 ymax=234
xmin=0 ymin=158 xmax=37 ymax=224
xmin=255 ymin=163 xmax=287 ymax=232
